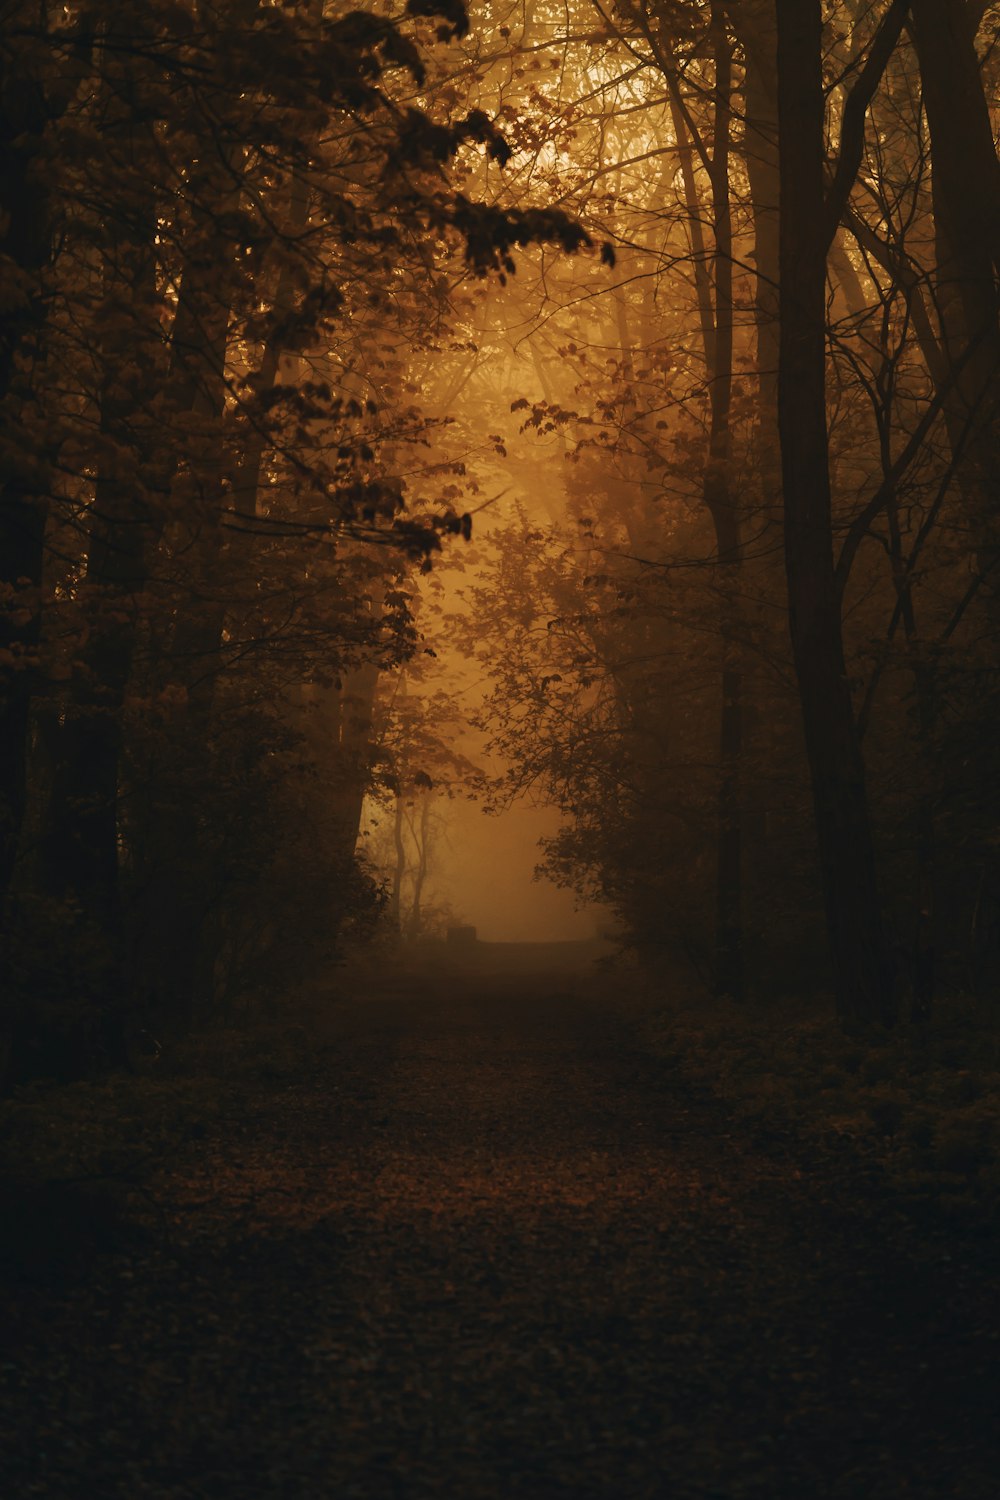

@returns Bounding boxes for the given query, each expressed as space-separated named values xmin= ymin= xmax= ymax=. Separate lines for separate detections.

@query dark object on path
xmin=447 ymin=924 xmax=478 ymax=946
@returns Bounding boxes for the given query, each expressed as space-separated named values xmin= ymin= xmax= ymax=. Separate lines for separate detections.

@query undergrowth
xmin=641 ymin=982 xmax=1000 ymax=1234
xmin=0 ymin=1020 xmax=322 ymax=1277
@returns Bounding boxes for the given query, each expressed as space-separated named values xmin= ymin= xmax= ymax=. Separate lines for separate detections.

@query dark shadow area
xmin=2 ymin=972 xmax=997 ymax=1498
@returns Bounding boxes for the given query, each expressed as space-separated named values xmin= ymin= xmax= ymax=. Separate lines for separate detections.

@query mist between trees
xmin=1 ymin=0 xmax=999 ymax=1078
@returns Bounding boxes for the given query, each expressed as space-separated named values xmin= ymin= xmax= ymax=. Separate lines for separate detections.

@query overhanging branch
xmin=822 ymin=0 xmax=910 ymax=251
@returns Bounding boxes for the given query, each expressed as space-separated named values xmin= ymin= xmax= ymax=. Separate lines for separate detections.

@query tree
xmin=775 ymin=0 xmax=908 ymax=1026
xmin=0 ymin=0 xmax=605 ymax=1073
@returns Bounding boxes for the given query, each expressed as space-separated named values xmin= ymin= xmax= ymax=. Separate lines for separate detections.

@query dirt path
xmin=2 ymin=969 xmax=997 ymax=1498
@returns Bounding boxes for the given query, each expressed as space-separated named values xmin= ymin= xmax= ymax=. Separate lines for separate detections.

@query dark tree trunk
xmin=712 ymin=519 xmax=744 ymax=1001
xmin=908 ymin=0 xmax=1000 ymax=565
xmin=908 ymin=0 xmax=1000 ymax=350
xmin=0 ymin=485 xmax=45 ymax=903
xmin=908 ymin=0 xmax=1000 ymax=999
xmin=36 ymin=27 xmax=162 ymax=934
xmin=0 ymin=61 xmax=55 ymax=903
xmin=143 ymin=161 xmax=312 ymax=1019
xmin=40 ymin=276 xmax=157 ymax=928
xmin=663 ymin=14 xmax=746 ymax=997
xmin=391 ymin=793 xmax=406 ymax=934
xmin=706 ymin=3 xmax=744 ymax=1000
xmin=730 ymin=0 xmax=780 ymax=419
xmin=775 ymin=0 xmax=895 ymax=1027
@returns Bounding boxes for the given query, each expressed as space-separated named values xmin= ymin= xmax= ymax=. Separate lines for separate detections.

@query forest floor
xmin=1 ymin=955 xmax=998 ymax=1499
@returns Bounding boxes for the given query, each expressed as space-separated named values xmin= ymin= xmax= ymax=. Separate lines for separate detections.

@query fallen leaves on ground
xmin=1 ymin=972 xmax=998 ymax=1498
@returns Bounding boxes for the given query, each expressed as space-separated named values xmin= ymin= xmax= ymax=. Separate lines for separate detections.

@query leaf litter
xmin=1 ymin=974 xmax=997 ymax=1498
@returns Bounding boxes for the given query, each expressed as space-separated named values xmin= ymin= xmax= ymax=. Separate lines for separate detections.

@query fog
xmin=424 ymin=799 xmax=605 ymax=943
xmin=361 ymin=470 xmax=615 ymax=945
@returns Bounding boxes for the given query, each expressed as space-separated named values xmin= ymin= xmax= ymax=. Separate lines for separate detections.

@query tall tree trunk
xmin=36 ymin=25 xmax=160 ymax=939
xmin=908 ymin=0 xmax=1000 ymax=351
xmin=333 ymin=661 xmax=381 ymax=869
xmin=908 ymin=0 xmax=1000 ymax=995
xmin=884 ymin=479 xmax=937 ymax=1017
xmin=776 ymin=0 xmax=895 ymax=1027
xmin=730 ymin=0 xmax=780 ymax=420
xmin=405 ymin=791 xmax=432 ymax=940
xmin=390 ymin=792 xmax=406 ymax=934
xmin=0 ymin=50 xmax=57 ymax=903
xmin=663 ymin=22 xmax=745 ymax=997
xmin=705 ymin=3 xmax=744 ymax=1000
xmin=150 ymin=157 xmax=331 ymax=1017
xmin=908 ymin=0 xmax=1000 ymax=566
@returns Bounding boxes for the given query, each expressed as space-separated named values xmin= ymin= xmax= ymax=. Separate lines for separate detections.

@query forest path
xmin=3 ymin=964 xmax=997 ymax=1498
